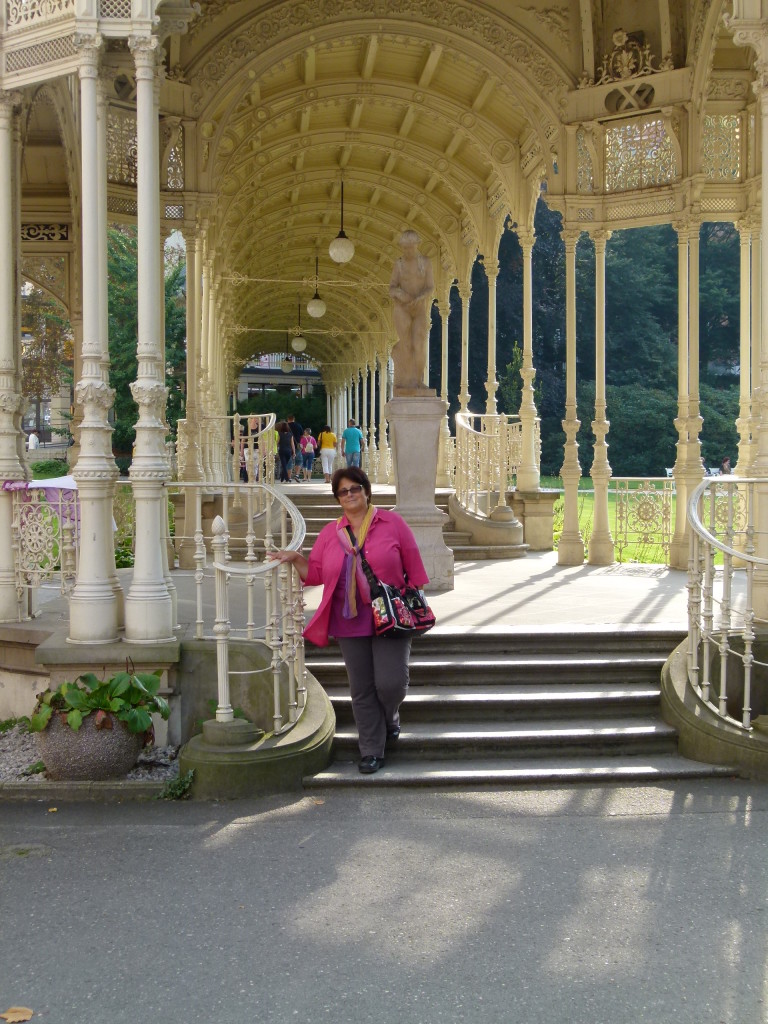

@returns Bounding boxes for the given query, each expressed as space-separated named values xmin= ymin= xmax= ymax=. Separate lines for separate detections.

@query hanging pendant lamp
xmin=291 ymin=298 xmax=307 ymax=353
xmin=306 ymin=256 xmax=327 ymax=318
xmin=328 ymin=179 xmax=355 ymax=264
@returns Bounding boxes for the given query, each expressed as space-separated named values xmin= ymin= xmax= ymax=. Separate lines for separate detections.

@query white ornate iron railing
xmin=209 ymin=489 xmax=307 ymax=734
xmin=176 ymin=412 xmax=278 ymax=485
xmin=687 ymin=476 xmax=762 ymax=731
xmin=453 ymin=412 xmax=537 ymax=517
xmin=613 ymin=477 xmax=675 ymax=562
xmin=7 ymin=480 xmax=78 ymax=617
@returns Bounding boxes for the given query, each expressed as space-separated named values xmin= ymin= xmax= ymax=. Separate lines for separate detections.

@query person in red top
xmin=268 ymin=466 xmax=428 ymax=774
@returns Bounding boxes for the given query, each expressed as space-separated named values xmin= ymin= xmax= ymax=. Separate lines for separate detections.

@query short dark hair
xmin=332 ymin=466 xmax=371 ymax=502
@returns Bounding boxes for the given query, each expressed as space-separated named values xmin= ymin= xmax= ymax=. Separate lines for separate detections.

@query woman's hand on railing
xmin=266 ymin=548 xmax=309 ymax=582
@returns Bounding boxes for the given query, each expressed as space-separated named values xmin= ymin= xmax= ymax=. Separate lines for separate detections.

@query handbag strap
xmin=346 ymin=526 xmax=412 ymax=594
xmin=346 ymin=526 xmax=384 ymax=595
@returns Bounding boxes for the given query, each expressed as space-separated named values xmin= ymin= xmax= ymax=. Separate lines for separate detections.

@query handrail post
xmin=211 ymin=517 xmax=233 ymax=722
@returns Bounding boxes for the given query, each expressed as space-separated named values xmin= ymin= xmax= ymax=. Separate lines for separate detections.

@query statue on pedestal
xmin=388 ymin=230 xmax=434 ymax=392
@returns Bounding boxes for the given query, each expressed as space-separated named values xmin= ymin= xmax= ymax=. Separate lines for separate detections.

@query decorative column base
xmin=385 ymin=394 xmax=454 ymax=592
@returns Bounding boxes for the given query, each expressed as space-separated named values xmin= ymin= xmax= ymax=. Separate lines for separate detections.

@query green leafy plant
xmin=28 ymin=663 xmax=170 ymax=741
xmin=21 ymin=760 xmax=45 ymax=776
xmin=156 ymin=769 xmax=195 ymax=801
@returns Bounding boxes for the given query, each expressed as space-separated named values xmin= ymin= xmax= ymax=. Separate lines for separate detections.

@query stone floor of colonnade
xmin=268 ymin=479 xmax=692 ymax=633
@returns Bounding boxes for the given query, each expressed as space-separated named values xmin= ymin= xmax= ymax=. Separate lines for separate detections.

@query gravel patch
xmin=0 ymin=723 xmax=179 ymax=784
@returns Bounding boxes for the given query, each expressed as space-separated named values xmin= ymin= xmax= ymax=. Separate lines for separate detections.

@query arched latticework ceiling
xmin=178 ymin=1 xmax=571 ymax=372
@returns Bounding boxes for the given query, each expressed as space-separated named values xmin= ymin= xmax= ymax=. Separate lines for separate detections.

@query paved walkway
xmin=1 ymin=781 xmax=766 ymax=1024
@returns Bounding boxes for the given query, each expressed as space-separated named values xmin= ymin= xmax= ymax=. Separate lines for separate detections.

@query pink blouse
xmin=302 ymin=508 xmax=429 ymax=647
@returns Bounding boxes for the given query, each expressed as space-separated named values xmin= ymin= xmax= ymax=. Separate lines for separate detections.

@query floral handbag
xmin=357 ymin=547 xmax=436 ymax=638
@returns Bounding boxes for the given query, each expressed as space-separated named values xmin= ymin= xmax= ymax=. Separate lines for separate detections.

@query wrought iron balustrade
xmin=687 ymin=476 xmax=765 ymax=731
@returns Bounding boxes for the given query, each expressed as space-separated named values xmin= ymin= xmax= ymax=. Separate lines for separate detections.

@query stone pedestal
xmin=385 ymin=394 xmax=454 ymax=592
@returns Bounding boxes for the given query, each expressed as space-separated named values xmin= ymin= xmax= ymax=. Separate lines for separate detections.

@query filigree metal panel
xmin=12 ymin=489 xmax=78 ymax=596
xmin=613 ymin=479 xmax=674 ymax=563
xmin=576 ymin=128 xmax=593 ymax=194
xmin=21 ymin=223 xmax=68 ymax=242
xmin=107 ymin=107 xmax=138 ymax=186
xmin=5 ymin=33 xmax=75 ymax=71
xmin=604 ymin=117 xmax=677 ymax=193
xmin=6 ymin=0 xmax=74 ymax=29
xmin=164 ymin=204 xmax=184 ymax=219
xmin=99 ymin=0 xmax=130 ymax=16
xmin=167 ymin=134 xmax=184 ymax=190
xmin=702 ymin=114 xmax=741 ymax=181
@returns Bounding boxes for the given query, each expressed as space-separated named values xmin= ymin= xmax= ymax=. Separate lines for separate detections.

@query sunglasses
xmin=336 ymin=485 xmax=363 ymax=498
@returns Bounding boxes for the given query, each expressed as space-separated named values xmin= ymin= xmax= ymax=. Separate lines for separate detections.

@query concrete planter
xmin=36 ymin=712 xmax=143 ymax=781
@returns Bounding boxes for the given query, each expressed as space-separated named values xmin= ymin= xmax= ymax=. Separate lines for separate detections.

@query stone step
xmin=450 ymin=543 xmax=530 ymax=560
xmin=331 ymin=716 xmax=679 ymax=759
xmin=307 ymin=654 xmax=668 ymax=687
xmin=325 ymin=682 xmax=662 ymax=722
xmin=304 ymin=754 xmax=736 ymax=788
xmin=305 ymin=629 xmax=686 ymax=660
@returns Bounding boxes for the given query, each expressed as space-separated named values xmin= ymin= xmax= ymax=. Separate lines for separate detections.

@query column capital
xmin=483 ymin=258 xmax=500 ymax=281
xmin=517 ymin=230 xmax=535 ymax=253
xmin=560 ymin=227 xmax=581 ymax=250
xmin=75 ymin=33 xmax=103 ymax=76
xmin=129 ymin=34 xmax=161 ymax=74
xmin=672 ymin=217 xmax=693 ymax=242
xmin=588 ymin=228 xmax=612 ymax=248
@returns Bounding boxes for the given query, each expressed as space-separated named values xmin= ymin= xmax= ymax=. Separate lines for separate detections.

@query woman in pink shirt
xmin=268 ymin=467 xmax=428 ymax=774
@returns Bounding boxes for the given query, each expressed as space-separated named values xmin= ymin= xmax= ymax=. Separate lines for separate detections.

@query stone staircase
xmin=302 ymin=629 xmax=735 ymax=787
xmin=282 ymin=486 xmax=523 ymax=559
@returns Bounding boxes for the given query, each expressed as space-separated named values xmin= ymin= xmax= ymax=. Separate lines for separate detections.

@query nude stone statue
xmin=388 ymin=230 xmax=435 ymax=392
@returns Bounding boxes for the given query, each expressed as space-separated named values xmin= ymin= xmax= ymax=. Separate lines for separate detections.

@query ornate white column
xmin=750 ymin=215 xmax=761 ymax=473
xmin=178 ymin=224 xmax=203 ymax=480
xmin=458 ymin=283 xmax=471 ymax=411
xmin=587 ymin=229 xmax=614 ymax=564
xmin=69 ymin=39 xmax=120 ymax=643
xmin=124 ymin=35 xmax=173 ymax=642
xmin=436 ymin=290 xmax=452 ymax=487
xmin=669 ymin=221 xmax=691 ymax=568
xmin=376 ymin=352 xmax=390 ymax=483
xmin=517 ymin=232 xmax=540 ymax=492
xmin=735 ymin=219 xmax=753 ymax=475
xmin=0 ymin=92 xmax=25 ymax=621
xmin=485 ymin=259 xmax=499 ymax=414
xmin=361 ymin=364 xmax=369 ymax=440
xmin=98 ymin=71 xmax=124 ymax=627
xmin=199 ymin=254 xmax=213 ymax=481
xmin=687 ymin=224 xmax=703 ymax=474
xmin=557 ymin=228 xmax=584 ymax=565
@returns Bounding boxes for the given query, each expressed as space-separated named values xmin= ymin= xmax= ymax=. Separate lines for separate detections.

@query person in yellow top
xmin=316 ymin=424 xmax=337 ymax=483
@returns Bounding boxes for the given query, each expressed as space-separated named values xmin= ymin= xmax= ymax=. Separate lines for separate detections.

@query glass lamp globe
xmin=306 ymin=294 xmax=326 ymax=318
xmin=291 ymin=334 xmax=307 ymax=353
xmin=329 ymin=231 xmax=355 ymax=264
xmin=281 ymin=357 xmax=293 ymax=373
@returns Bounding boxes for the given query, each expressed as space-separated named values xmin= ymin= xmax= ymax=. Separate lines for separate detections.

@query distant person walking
xmin=300 ymin=426 xmax=317 ymax=481
xmin=287 ymin=415 xmax=303 ymax=482
xmin=317 ymin=425 xmax=337 ymax=483
xmin=341 ymin=419 xmax=365 ymax=468
xmin=720 ymin=456 xmax=732 ymax=475
xmin=27 ymin=430 xmax=39 ymax=452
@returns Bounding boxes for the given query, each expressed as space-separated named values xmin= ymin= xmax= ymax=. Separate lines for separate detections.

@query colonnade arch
xmin=0 ymin=0 xmax=766 ymax=639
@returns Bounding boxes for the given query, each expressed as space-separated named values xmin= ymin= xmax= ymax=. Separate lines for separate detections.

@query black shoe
xmin=386 ymin=726 xmax=401 ymax=744
xmin=358 ymin=755 xmax=384 ymax=774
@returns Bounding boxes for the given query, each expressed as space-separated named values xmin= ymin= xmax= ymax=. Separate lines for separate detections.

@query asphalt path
xmin=1 ymin=779 xmax=766 ymax=1024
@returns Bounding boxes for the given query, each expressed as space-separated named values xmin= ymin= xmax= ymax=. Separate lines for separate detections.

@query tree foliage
xmin=21 ymin=286 xmax=74 ymax=429
xmin=107 ymin=226 xmax=187 ymax=454
xmin=429 ymin=198 xmax=740 ymax=476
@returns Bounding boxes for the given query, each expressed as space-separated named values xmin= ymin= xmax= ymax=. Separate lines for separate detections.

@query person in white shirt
xmin=27 ymin=430 xmax=40 ymax=451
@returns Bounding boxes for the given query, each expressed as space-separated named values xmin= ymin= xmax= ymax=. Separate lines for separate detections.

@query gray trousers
xmin=337 ymin=635 xmax=412 ymax=757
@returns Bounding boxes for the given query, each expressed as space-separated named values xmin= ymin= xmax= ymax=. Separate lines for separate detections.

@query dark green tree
xmin=107 ymin=226 xmax=187 ymax=455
